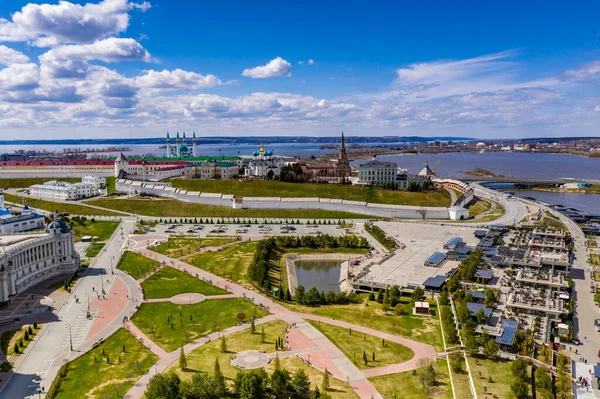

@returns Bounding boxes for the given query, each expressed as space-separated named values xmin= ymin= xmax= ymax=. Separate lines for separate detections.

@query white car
xmin=595 ymin=319 xmax=600 ymax=332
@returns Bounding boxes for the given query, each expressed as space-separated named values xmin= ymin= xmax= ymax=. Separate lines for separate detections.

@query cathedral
xmin=296 ymin=132 xmax=351 ymax=182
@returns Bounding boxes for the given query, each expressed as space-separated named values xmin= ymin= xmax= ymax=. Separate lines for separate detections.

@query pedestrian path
xmin=63 ymin=310 xmax=98 ymax=349
xmin=573 ymin=361 xmax=597 ymax=399
xmin=124 ymin=321 xmax=168 ymax=358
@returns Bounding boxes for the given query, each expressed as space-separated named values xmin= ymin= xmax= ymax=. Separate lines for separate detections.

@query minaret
xmin=192 ymin=132 xmax=197 ymax=157
xmin=337 ymin=131 xmax=350 ymax=178
xmin=166 ymin=132 xmax=171 ymax=158
xmin=183 ymin=132 xmax=186 ymax=147
xmin=176 ymin=132 xmax=181 ymax=158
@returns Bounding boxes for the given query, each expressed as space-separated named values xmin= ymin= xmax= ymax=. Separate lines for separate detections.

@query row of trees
xmin=273 ymin=234 xmax=369 ymax=250
xmin=439 ymin=291 xmax=459 ymax=346
xmin=248 ymin=239 xmax=276 ymax=289
xmin=156 ymin=218 xmax=350 ymax=226
xmin=293 ymin=286 xmax=360 ymax=306
xmin=146 ymin=357 xmax=333 ymax=399
xmin=364 ymin=222 xmax=397 ymax=250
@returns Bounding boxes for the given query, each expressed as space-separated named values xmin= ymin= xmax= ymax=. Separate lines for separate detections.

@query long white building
xmin=28 ymin=177 xmax=104 ymax=200
xmin=0 ymin=213 xmax=80 ymax=301
xmin=0 ymin=191 xmax=45 ymax=234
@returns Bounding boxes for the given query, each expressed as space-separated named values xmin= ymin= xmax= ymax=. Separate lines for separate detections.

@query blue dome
xmin=264 ymin=150 xmax=273 ymax=156
xmin=253 ymin=151 xmax=260 ymax=156
xmin=46 ymin=220 xmax=70 ymax=233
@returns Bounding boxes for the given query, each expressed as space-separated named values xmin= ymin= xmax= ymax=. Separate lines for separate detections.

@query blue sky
xmin=0 ymin=0 xmax=599 ymax=139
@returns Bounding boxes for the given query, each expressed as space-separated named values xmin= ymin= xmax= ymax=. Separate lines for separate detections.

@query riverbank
xmin=531 ymin=187 xmax=600 ymax=195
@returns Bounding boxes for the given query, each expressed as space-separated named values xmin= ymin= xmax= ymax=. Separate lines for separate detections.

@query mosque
xmin=165 ymin=132 xmax=198 ymax=158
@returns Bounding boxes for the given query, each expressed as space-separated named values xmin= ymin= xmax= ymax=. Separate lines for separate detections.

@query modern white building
xmin=28 ymin=179 xmax=102 ymax=200
xmin=0 ymin=191 xmax=45 ymax=234
xmin=0 ymin=213 xmax=80 ymax=301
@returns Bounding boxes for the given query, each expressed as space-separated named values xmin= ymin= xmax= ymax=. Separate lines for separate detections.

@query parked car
xmin=595 ymin=319 xmax=600 ymax=332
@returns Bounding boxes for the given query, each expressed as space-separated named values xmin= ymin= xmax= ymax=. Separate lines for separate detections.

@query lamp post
xmin=85 ymin=293 xmax=90 ymax=318
xmin=65 ymin=323 xmax=73 ymax=351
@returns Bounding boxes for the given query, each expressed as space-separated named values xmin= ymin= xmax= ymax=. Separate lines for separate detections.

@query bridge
xmin=443 ymin=176 xmax=600 ymax=185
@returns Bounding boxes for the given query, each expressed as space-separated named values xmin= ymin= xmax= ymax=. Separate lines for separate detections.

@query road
xmin=0 ymin=218 xmax=137 ymax=399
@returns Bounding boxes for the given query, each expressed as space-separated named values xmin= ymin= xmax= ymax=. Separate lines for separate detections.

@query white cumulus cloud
xmin=0 ymin=63 xmax=40 ymax=91
xmin=48 ymin=38 xmax=151 ymax=63
xmin=0 ymin=46 xmax=29 ymax=65
xmin=0 ymin=0 xmax=150 ymax=45
xmin=136 ymin=69 xmax=224 ymax=90
xmin=242 ymin=57 xmax=291 ymax=79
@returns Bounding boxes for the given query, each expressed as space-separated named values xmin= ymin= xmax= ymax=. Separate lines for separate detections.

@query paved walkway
xmin=124 ymin=321 xmax=168 ymax=358
xmin=120 ymin=246 xmax=440 ymax=399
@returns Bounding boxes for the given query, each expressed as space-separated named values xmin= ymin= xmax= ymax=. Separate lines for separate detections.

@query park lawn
xmin=169 ymin=319 xmax=289 ymax=380
xmin=467 ymin=356 xmax=520 ymax=399
xmin=170 ymin=179 xmax=451 ymax=207
xmin=150 ymin=237 xmax=238 ymax=258
xmin=283 ymin=297 xmax=444 ymax=352
xmin=131 ymin=298 xmax=269 ymax=351
xmin=54 ymin=328 xmax=158 ymax=399
xmin=464 ymin=201 xmax=506 ymax=223
xmin=169 ymin=320 xmax=358 ymax=399
xmin=85 ymin=196 xmax=367 ymax=219
xmin=369 ymin=359 xmax=452 ymax=399
xmin=72 ymin=220 xmax=119 ymax=242
xmin=468 ymin=199 xmax=491 ymax=218
xmin=183 ymin=241 xmax=257 ymax=283
xmin=1 ymin=324 xmax=42 ymax=356
xmin=116 ymin=251 xmax=161 ymax=280
xmin=450 ymin=361 xmax=472 ymax=399
xmin=307 ymin=320 xmax=414 ymax=369
xmin=85 ymin=243 xmax=105 ymax=257
xmin=3 ymin=193 xmax=120 ymax=216
xmin=141 ymin=266 xmax=228 ymax=299
xmin=0 ymin=177 xmax=80 ymax=188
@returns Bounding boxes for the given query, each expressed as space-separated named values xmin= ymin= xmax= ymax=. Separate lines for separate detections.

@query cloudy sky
xmin=0 ymin=0 xmax=599 ymax=139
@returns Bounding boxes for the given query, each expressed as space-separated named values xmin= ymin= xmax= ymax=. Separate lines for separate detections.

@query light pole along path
xmin=121 ymin=242 xmax=438 ymax=399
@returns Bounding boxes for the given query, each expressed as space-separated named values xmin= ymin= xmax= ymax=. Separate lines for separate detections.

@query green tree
xmin=261 ymin=326 xmax=266 ymax=343
xmin=291 ymin=368 xmax=311 ymax=399
xmin=221 ymin=335 xmax=227 ymax=353
xmin=321 ymin=368 xmax=330 ymax=391
xmin=213 ymin=358 xmax=227 ymax=397
xmin=417 ymin=359 xmax=438 ymax=388
xmin=145 ymin=373 xmax=180 ymax=399
xmin=179 ymin=347 xmax=187 ymax=370
xmin=304 ymin=287 xmax=322 ymax=306
xmin=376 ymin=288 xmax=384 ymax=304
xmin=510 ymin=380 xmax=529 ymax=399
xmin=483 ymin=339 xmax=499 ymax=360
xmin=271 ymin=368 xmax=291 ymax=399
xmin=535 ymin=367 xmax=553 ymax=399
xmin=382 ymin=291 xmax=390 ymax=312
xmin=411 ymin=286 xmax=424 ymax=302
xmin=294 ymin=285 xmax=306 ymax=303
xmin=484 ymin=288 xmax=497 ymax=307
xmin=234 ymin=369 xmax=268 ymax=399
xmin=250 ymin=317 xmax=256 ymax=334
xmin=511 ymin=358 xmax=527 ymax=382
xmin=556 ymin=369 xmax=571 ymax=399
xmin=179 ymin=373 xmax=220 ymax=399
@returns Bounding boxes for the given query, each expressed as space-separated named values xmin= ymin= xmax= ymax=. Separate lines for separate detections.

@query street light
xmin=65 ymin=323 xmax=73 ymax=351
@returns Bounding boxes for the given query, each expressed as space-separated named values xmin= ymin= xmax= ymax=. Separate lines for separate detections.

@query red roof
xmin=0 ymin=159 xmax=115 ymax=167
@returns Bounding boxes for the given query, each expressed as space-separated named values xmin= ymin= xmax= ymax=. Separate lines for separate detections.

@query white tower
xmin=114 ymin=153 xmax=128 ymax=177
xmin=0 ymin=190 xmax=4 ymax=210
xmin=192 ymin=132 xmax=197 ymax=157
xmin=166 ymin=132 xmax=171 ymax=158
xmin=176 ymin=132 xmax=181 ymax=158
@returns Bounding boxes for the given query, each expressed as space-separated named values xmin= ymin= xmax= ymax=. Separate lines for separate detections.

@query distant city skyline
xmin=0 ymin=0 xmax=599 ymax=139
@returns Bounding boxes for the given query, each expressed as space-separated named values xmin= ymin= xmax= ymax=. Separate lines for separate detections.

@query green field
xmin=150 ymin=237 xmax=238 ymax=258
xmin=141 ymin=266 xmax=228 ymax=299
xmin=170 ymin=179 xmax=451 ymax=207
xmin=467 ymin=356 xmax=517 ymax=399
xmin=183 ymin=241 xmax=258 ymax=283
xmin=0 ymin=324 xmax=42 ymax=357
xmin=3 ymin=193 xmax=121 ymax=216
xmin=116 ymin=251 xmax=162 ymax=280
xmin=85 ymin=196 xmax=368 ymax=218
xmin=53 ymin=329 xmax=158 ymax=399
xmin=168 ymin=319 xmax=358 ymax=399
xmin=468 ymin=199 xmax=491 ymax=218
xmin=131 ymin=298 xmax=269 ymax=351
xmin=72 ymin=220 xmax=119 ymax=242
xmin=369 ymin=359 xmax=452 ymax=399
xmin=285 ymin=297 xmax=443 ymax=351
xmin=308 ymin=320 xmax=414 ymax=369
xmin=85 ymin=243 xmax=105 ymax=257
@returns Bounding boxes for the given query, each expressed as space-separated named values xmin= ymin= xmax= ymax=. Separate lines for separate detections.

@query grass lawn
xmin=85 ymin=196 xmax=368 ymax=218
xmin=72 ymin=220 xmax=119 ymax=242
xmin=369 ymin=359 xmax=452 ymax=399
xmin=0 ymin=324 xmax=42 ymax=357
xmin=151 ymin=237 xmax=238 ymax=258
xmin=540 ymin=216 xmax=566 ymax=231
xmin=170 ymin=179 xmax=451 ymax=207
xmin=308 ymin=320 xmax=414 ymax=369
xmin=450 ymin=361 xmax=472 ymax=399
xmin=85 ymin=242 xmax=105 ymax=257
xmin=141 ymin=266 xmax=228 ymax=299
xmin=463 ymin=201 xmax=506 ymax=223
xmin=183 ymin=241 xmax=257 ymax=283
xmin=53 ymin=328 xmax=158 ymax=399
xmin=283 ymin=296 xmax=444 ymax=351
xmin=168 ymin=319 xmax=358 ymax=399
xmin=468 ymin=199 xmax=491 ymax=218
xmin=467 ymin=356 xmax=520 ymax=399
xmin=116 ymin=251 xmax=161 ymax=280
xmin=0 ymin=177 xmax=79 ymax=188
xmin=3 ymin=193 xmax=121 ymax=216
xmin=131 ymin=298 xmax=269 ymax=351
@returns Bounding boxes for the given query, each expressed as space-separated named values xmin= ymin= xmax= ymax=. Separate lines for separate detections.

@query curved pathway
xmin=119 ymin=243 xmax=438 ymax=399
